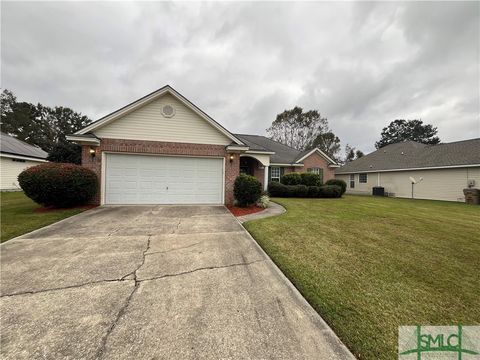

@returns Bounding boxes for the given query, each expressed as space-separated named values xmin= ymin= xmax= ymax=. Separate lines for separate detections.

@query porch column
xmin=263 ymin=166 xmax=269 ymax=191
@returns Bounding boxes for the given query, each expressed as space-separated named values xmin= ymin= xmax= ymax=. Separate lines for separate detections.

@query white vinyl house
xmin=335 ymin=139 xmax=480 ymax=202
xmin=1 ymin=132 xmax=48 ymax=190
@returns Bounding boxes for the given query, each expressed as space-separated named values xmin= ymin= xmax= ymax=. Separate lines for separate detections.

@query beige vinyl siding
xmin=0 ymin=157 xmax=44 ymax=190
xmin=336 ymin=167 xmax=480 ymax=202
xmin=94 ymin=94 xmax=231 ymax=145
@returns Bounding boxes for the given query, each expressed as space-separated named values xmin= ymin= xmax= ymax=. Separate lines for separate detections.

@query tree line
xmin=1 ymin=89 xmax=92 ymax=164
xmin=267 ymin=107 xmax=440 ymax=163
xmin=1 ymin=89 xmax=440 ymax=165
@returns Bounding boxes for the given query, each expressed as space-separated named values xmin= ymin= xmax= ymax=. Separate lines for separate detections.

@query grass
xmin=244 ymin=195 xmax=480 ymax=360
xmin=1 ymin=192 xmax=87 ymax=243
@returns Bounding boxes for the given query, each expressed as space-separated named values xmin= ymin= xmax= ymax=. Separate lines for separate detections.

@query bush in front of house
xmin=18 ymin=163 xmax=98 ymax=208
xmin=234 ymin=174 xmax=262 ymax=207
xmin=319 ymin=185 xmax=342 ymax=198
xmin=280 ymin=172 xmax=302 ymax=185
xmin=325 ymin=179 xmax=347 ymax=195
xmin=268 ymin=182 xmax=342 ymax=199
xmin=300 ymin=173 xmax=322 ymax=187
xmin=257 ymin=194 xmax=270 ymax=208
xmin=307 ymin=185 xmax=321 ymax=198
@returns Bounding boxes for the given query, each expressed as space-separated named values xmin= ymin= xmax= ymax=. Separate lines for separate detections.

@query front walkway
xmin=1 ymin=206 xmax=354 ymax=359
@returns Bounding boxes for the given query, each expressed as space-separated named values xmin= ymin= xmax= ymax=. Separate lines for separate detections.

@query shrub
xmin=257 ymin=194 xmax=270 ymax=208
xmin=18 ymin=163 xmax=98 ymax=208
xmin=319 ymin=185 xmax=342 ymax=198
xmin=268 ymin=181 xmax=288 ymax=197
xmin=300 ymin=173 xmax=322 ymax=187
xmin=234 ymin=174 xmax=262 ymax=207
xmin=307 ymin=186 xmax=321 ymax=198
xmin=292 ymin=184 xmax=309 ymax=197
xmin=280 ymin=172 xmax=302 ymax=185
xmin=325 ymin=179 xmax=347 ymax=195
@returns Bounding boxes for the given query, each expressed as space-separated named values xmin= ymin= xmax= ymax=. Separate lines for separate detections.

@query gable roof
xmin=234 ymin=134 xmax=338 ymax=165
xmin=1 ymin=132 xmax=48 ymax=160
xmin=75 ymin=85 xmax=244 ymax=145
xmin=336 ymin=138 xmax=480 ymax=174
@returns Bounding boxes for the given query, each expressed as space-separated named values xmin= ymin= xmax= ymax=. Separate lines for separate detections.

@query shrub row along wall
xmin=268 ymin=182 xmax=343 ymax=198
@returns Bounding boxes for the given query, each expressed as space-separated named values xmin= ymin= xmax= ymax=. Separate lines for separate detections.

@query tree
xmin=375 ymin=119 xmax=440 ymax=149
xmin=47 ymin=142 xmax=82 ymax=165
xmin=344 ymin=144 xmax=364 ymax=163
xmin=309 ymin=131 xmax=341 ymax=161
xmin=266 ymin=106 xmax=329 ymax=150
xmin=0 ymin=89 xmax=91 ymax=162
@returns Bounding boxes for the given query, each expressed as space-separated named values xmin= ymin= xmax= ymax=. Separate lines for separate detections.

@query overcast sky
xmin=1 ymin=1 xmax=479 ymax=152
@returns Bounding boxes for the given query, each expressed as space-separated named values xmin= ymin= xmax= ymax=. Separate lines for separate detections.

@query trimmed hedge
xmin=281 ymin=172 xmax=322 ymax=187
xmin=18 ymin=163 xmax=98 ymax=208
xmin=325 ymin=179 xmax=347 ymax=195
xmin=234 ymin=174 xmax=262 ymax=207
xmin=280 ymin=173 xmax=302 ymax=185
xmin=268 ymin=182 xmax=342 ymax=199
xmin=300 ymin=173 xmax=322 ymax=187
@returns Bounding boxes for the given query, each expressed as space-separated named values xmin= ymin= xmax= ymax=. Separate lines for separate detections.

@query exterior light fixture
xmin=89 ymin=147 xmax=96 ymax=158
xmin=229 ymin=154 xmax=235 ymax=163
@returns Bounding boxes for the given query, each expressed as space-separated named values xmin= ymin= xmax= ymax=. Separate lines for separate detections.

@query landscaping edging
xmin=236 ymin=201 xmax=286 ymax=223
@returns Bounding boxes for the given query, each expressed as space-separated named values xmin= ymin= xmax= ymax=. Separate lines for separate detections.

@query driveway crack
xmin=95 ymin=235 xmax=151 ymax=359
xmin=145 ymin=242 xmax=200 ymax=256
xmin=139 ymin=259 xmax=265 ymax=283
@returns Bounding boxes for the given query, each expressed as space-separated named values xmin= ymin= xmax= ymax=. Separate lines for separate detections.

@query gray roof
xmin=1 ymin=132 xmax=48 ymax=159
xmin=234 ymin=134 xmax=303 ymax=164
xmin=336 ymin=138 xmax=480 ymax=173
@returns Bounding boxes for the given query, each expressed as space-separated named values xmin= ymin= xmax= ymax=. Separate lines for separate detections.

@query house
xmin=67 ymin=85 xmax=339 ymax=205
xmin=335 ymin=139 xmax=480 ymax=202
xmin=0 ymin=132 xmax=48 ymax=190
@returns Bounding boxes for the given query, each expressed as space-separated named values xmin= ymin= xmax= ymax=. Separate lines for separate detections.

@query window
xmin=359 ymin=173 xmax=368 ymax=183
xmin=271 ymin=167 xmax=281 ymax=182
xmin=349 ymin=174 xmax=355 ymax=188
xmin=308 ymin=167 xmax=324 ymax=183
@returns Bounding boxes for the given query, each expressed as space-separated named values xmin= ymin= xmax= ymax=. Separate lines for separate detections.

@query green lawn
xmin=244 ymin=195 xmax=480 ymax=360
xmin=1 ymin=192 xmax=87 ymax=243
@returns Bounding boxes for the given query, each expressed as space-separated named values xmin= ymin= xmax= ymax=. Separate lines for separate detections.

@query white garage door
xmin=105 ymin=153 xmax=223 ymax=205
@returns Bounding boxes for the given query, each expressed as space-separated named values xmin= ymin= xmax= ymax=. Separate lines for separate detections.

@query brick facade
xmin=291 ymin=152 xmax=336 ymax=182
xmin=81 ymin=138 xmax=239 ymax=205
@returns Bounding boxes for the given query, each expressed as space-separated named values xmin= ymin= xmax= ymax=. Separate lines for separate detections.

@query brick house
xmin=68 ymin=85 xmax=339 ymax=205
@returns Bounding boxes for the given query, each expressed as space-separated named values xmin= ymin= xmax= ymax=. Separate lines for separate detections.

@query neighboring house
xmin=0 ymin=132 xmax=48 ymax=190
xmin=67 ymin=85 xmax=339 ymax=205
xmin=335 ymin=139 xmax=480 ymax=202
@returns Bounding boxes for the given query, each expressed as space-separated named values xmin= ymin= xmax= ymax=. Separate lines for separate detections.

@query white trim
xmin=101 ymin=151 xmax=226 ymax=205
xmin=263 ymin=165 xmax=269 ymax=191
xmin=0 ymin=153 xmax=48 ymax=162
xmin=76 ymin=86 xmax=244 ymax=145
xmin=245 ymin=150 xmax=275 ymax=155
xmin=295 ymin=148 xmax=338 ymax=165
xmin=336 ymin=163 xmax=480 ymax=174
xmin=328 ymin=164 xmax=341 ymax=168
xmin=270 ymin=163 xmax=304 ymax=167
xmin=226 ymin=145 xmax=249 ymax=151
xmin=66 ymin=135 xmax=100 ymax=146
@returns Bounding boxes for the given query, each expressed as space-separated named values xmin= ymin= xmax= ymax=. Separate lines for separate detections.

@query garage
xmin=104 ymin=153 xmax=224 ymax=205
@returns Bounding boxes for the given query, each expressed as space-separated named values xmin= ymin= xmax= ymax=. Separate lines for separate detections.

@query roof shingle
xmin=1 ymin=132 xmax=48 ymax=159
xmin=336 ymin=138 xmax=480 ymax=173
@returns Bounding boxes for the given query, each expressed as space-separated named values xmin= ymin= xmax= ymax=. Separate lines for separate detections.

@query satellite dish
xmin=409 ymin=176 xmax=416 ymax=184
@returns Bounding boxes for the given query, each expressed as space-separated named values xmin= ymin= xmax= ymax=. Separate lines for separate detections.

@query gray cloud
xmin=1 ymin=1 xmax=478 ymax=153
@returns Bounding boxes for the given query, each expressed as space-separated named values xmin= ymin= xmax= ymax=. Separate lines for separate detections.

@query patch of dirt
xmin=227 ymin=205 xmax=265 ymax=217
xmin=34 ymin=205 xmax=97 ymax=213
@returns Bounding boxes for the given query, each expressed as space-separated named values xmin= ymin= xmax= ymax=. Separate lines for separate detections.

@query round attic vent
xmin=162 ymin=104 xmax=175 ymax=118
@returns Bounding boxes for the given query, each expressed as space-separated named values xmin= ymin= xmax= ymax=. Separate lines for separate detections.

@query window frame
xmin=308 ymin=167 xmax=324 ymax=183
xmin=359 ymin=173 xmax=368 ymax=183
xmin=349 ymin=174 xmax=355 ymax=188
xmin=271 ymin=167 xmax=281 ymax=182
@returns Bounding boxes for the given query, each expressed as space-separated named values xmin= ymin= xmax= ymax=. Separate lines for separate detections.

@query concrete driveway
xmin=1 ymin=206 xmax=354 ymax=359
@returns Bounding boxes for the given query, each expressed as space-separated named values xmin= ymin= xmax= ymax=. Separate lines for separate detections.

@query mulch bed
xmin=34 ymin=204 xmax=97 ymax=213
xmin=227 ymin=205 xmax=265 ymax=217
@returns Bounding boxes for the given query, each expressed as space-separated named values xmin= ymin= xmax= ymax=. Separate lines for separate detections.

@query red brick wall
xmin=81 ymin=138 xmax=239 ymax=205
xmin=293 ymin=152 xmax=336 ymax=182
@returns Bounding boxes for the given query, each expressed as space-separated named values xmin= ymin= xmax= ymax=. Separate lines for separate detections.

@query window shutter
xmin=268 ymin=167 xmax=272 ymax=182
xmin=280 ymin=167 xmax=285 ymax=178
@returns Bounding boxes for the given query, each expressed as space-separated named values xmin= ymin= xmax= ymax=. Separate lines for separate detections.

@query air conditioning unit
xmin=467 ymin=179 xmax=475 ymax=188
